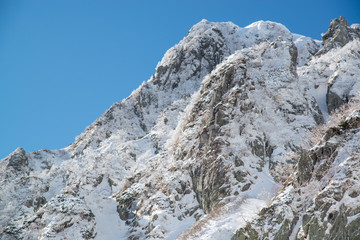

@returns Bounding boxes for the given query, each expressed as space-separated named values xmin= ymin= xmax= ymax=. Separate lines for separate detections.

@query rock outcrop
xmin=298 ymin=17 xmax=360 ymax=118
xmin=2 ymin=147 xmax=28 ymax=172
xmin=232 ymin=105 xmax=360 ymax=240
xmin=321 ymin=16 xmax=360 ymax=53
xmin=312 ymin=16 xmax=360 ymax=114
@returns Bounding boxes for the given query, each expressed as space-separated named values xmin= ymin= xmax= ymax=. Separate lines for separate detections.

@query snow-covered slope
xmin=1 ymin=17 xmax=359 ymax=240
xmin=232 ymin=99 xmax=360 ymax=240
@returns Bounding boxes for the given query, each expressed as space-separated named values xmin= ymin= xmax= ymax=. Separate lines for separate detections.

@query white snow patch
xmin=179 ymin=198 xmax=267 ymax=240
xmin=85 ymin=177 xmax=128 ymax=240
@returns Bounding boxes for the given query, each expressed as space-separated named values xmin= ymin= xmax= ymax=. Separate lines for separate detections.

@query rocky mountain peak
xmin=321 ymin=16 xmax=360 ymax=53
xmin=186 ymin=19 xmax=213 ymax=36
xmin=2 ymin=147 xmax=28 ymax=172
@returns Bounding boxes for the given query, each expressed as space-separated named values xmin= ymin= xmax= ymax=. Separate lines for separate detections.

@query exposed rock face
xmin=0 ymin=17 xmax=359 ymax=240
xmin=321 ymin=16 xmax=360 ymax=53
xmin=4 ymin=194 xmax=96 ymax=240
xmin=176 ymin=39 xmax=319 ymax=214
xmin=3 ymin=147 xmax=28 ymax=172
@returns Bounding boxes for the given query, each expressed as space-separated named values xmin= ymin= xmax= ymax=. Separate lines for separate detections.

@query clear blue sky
xmin=1 ymin=0 xmax=359 ymax=159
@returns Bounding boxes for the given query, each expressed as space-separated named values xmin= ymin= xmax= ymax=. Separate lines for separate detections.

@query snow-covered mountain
xmin=1 ymin=16 xmax=359 ymax=240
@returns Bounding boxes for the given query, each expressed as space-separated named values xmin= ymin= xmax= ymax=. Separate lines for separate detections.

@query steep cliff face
xmin=0 ymin=17 xmax=359 ymax=240
xmin=173 ymin=39 xmax=319 ymax=213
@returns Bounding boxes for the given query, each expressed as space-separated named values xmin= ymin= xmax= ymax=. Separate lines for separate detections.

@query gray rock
xmin=115 ymin=190 xmax=138 ymax=221
xmin=320 ymin=16 xmax=360 ymax=54
xmin=190 ymin=159 xmax=229 ymax=213
xmin=5 ymin=147 xmax=28 ymax=172
xmin=327 ymin=89 xmax=345 ymax=113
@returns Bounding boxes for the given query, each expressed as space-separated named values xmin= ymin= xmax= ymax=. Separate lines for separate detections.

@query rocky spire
xmin=3 ymin=147 xmax=28 ymax=172
xmin=320 ymin=16 xmax=360 ymax=53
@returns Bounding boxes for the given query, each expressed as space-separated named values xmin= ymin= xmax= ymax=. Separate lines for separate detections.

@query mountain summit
xmin=1 ymin=17 xmax=359 ymax=240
